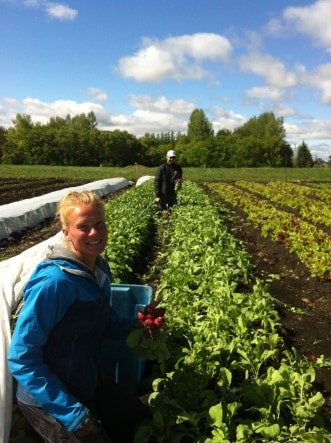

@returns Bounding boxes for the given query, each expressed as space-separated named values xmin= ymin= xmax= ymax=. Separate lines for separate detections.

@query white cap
xmin=167 ymin=150 xmax=176 ymax=157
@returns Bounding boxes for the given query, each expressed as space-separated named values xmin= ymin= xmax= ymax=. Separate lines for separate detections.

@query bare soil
xmin=2 ymin=178 xmax=331 ymax=419
xmin=0 ymin=178 xmax=87 ymax=257
xmin=0 ymin=178 xmax=87 ymax=206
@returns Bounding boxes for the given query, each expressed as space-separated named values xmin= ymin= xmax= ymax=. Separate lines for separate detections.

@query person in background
xmin=7 ymin=191 xmax=149 ymax=442
xmin=154 ymin=149 xmax=183 ymax=212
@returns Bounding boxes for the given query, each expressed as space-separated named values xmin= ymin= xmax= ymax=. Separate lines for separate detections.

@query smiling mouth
xmin=88 ymin=239 xmax=102 ymax=245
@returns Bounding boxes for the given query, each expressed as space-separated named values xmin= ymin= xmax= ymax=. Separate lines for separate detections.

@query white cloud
xmin=239 ymin=52 xmax=297 ymax=88
xmin=266 ymin=0 xmax=331 ymax=52
xmin=106 ymin=110 xmax=188 ymax=135
xmin=102 ymin=95 xmax=196 ymax=135
xmin=0 ymin=105 xmax=15 ymax=129
xmin=285 ymin=119 xmax=331 ymax=141
xmin=244 ymin=87 xmax=296 ymax=117
xmin=301 ymin=63 xmax=331 ymax=105
xmin=87 ymin=88 xmax=108 ymax=102
xmin=117 ymin=33 xmax=232 ymax=83
xmin=117 ymin=45 xmax=182 ymax=83
xmin=167 ymin=33 xmax=232 ymax=62
xmin=264 ymin=18 xmax=289 ymax=38
xmin=283 ymin=0 xmax=331 ymax=52
xmin=271 ymin=104 xmax=296 ymax=118
xmin=45 ymin=3 xmax=78 ymax=21
xmin=309 ymin=142 xmax=331 ymax=160
xmin=245 ymin=86 xmax=287 ymax=101
xmin=0 ymin=97 xmax=104 ymax=127
xmin=4 ymin=0 xmax=79 ymax=21
xmin=211 ymin=106 xmax=246 ymax=132
xmin=23 ymin=98 xmax=103 ymax=120
xmin=128 ymin=95 xmax=195 ymax=114
xmin=285 ymin=119 xmax=331 ymax=159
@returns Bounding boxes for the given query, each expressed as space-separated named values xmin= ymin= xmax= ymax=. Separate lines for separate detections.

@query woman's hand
xmin=74 ymin=416 xmax=102 ymax=438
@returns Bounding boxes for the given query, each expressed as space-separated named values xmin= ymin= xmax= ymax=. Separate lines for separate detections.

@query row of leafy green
xmin=235 ymin=181 xmax=331 ymax=229
xmin=272 ymin=182 xmax=331 ymax=204
xmin=130 ymin=182 xmax=330 ymax=442
xmin=206 ymin=183 xmax=331 ymax=282
xmin=307 ymin=183 xmax=331 ymax=203
xmin=104 ymin=181 xmax=157 ymax=283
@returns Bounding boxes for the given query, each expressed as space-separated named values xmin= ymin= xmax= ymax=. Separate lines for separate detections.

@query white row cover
xmin=0 ymin=178 xmax=131 ymax=443
xmin=135 ymin=175 xmax=154 ymax=187
xmin=0 ymin=178 xmax=131 ymax=241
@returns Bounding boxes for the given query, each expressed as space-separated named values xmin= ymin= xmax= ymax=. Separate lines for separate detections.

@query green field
xmin=0 ymin=164 xmax=330 ymax=182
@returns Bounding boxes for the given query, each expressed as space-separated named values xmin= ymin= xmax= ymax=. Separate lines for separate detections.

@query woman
xmin=8 ymin=191 xmax=148 ymax=442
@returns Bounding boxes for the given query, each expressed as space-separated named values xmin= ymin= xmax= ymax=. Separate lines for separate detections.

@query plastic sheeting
xmin=0 ymin=178 xmax=130 ymax=443
xmin=0 ymin=178 xmax=131 ymax=241
xmin=135 ymin=175 xmax=154 ymax=187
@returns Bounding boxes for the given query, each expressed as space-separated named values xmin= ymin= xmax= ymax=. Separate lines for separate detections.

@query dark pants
xmin=18 ymin=379 xmax=150 ymax=443
xmin=158 ymin=192 xmax=177 ymax=210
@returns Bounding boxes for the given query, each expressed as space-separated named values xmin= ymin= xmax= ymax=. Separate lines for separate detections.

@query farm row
xmin=205 ymin=182 xmax=331 ymax=283
xmin=104 ymin=180 xmax=331 ymax=441
xmin=0 ymin=178 xmax=87 ymax=205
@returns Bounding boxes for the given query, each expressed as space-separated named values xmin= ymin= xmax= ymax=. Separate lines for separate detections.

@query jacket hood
xmin=45 ymin=244 xmax=109 ymax=275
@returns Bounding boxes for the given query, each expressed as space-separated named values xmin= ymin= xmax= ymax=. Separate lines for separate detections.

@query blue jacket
xmin=7 ymin=245 xmax=133 ymax=433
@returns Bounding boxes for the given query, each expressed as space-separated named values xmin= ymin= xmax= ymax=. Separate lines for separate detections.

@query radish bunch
xmin=127 ymin=302 xmax=170 ymax=370
xmin=137 ymin=302 xmax=166 ymax=331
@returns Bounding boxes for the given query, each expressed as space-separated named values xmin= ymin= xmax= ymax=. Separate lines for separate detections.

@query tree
xmin=71 ymin=112 xmax=98 ymax=130
xmin=231 ymin=135 xmax=265 ymax=167
xmin=0 ymin=126 xmax=7 ymax=162
xmin=101 ymin=130 xmax=141 ymax=166
xmin=233 ymin=112 xmax=291 ymax=167
xmin=295 ymin=141 xmax=313 ymax=167
xmin=179 ymin=140 xmax=214 ymax=167
xmin=2 ymin=114 xmax=34 ymax=164
xmin=187 ymin=109 xmax=214 ymax=141
xmin=139 ymin=132 xmax=179 ymax=166
xmin=212 ymin=131 xmax=235 ymax=167
xmin=236 ymin=112 xmax=285 ymax=140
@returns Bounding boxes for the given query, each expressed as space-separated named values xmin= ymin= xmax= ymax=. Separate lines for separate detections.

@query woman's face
xmin=63 ymin=204 xmax=108 ymax=269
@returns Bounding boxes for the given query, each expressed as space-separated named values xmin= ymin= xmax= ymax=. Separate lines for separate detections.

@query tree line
xmin=0 ymin=109 xmax=327 ymax=168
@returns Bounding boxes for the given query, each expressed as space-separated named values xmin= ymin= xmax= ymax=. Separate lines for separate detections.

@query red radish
xmin=154 ymin=317 xmax=164 ymax=328
xmin=137 ymin=311 xmax=145 ymax=321
xmin=139 ymin=302 xmax=166 ymax=331
xmin=144 ymin=319 xmax=154 ymax=327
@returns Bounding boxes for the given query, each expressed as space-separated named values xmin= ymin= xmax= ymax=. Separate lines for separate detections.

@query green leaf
xmin=256 ymin=423 xmax=280 ymax=438
xmin=209 ymin=403 xmax=223 ymax=428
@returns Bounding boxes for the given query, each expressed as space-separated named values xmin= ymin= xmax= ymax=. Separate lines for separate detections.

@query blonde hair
xmin=57 ymin=191 xmax=105 ymax=227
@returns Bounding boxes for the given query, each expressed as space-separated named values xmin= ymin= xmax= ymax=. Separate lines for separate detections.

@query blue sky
xmin=0 ymin=0 xmax=330 ymax=160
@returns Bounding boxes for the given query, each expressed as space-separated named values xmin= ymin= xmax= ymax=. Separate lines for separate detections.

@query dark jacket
xmin=155 ymin=162 xmax=182 ymax=198
xmin=7 ymin=245 xmax=132 ymax=432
